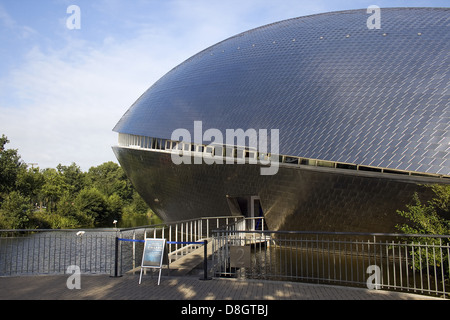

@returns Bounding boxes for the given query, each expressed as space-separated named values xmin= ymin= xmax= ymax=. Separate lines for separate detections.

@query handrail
xmin=212 ymin=229 xmax=450 ymax=239
xmin=0 ymin=216 xmax=241 ymax=277
xmin=116 ymin=215 xmax=243 ymax=232
xmin=211 ymin=228 xmax=450 ymax=299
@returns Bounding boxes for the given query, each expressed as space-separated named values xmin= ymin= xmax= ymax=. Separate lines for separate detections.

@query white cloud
xmin=1 ymin=29 xmax=186 ymax=171
xmin=0 ymin=2 xmax=246 ymax=171
xmin=0 ymin=0 xmax=356 ymax=171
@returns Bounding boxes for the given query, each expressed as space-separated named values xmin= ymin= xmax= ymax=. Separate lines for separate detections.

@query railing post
xmin=112 ymin=236 xmax=120 ymax=277
xmin=132 ymin=231 xmax=136 ymax=271
xmin=200 ymin=240 xmax=212 ymax=280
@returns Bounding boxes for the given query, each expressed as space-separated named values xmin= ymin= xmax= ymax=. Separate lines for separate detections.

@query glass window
xmin=214 ymin=146 xmax=224 ymax=157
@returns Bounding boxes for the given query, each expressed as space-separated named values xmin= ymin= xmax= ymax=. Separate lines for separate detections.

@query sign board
xmin=139 ymin=238 xmax=169 ymax=285
xmin=142 ymin=238 xmax=167 ymax=267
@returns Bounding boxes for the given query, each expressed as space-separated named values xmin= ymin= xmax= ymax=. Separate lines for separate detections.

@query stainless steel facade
xmin=112 ymin=146 xmax=446 ymax=232
xmin=113 ymin=8 xmax=450 ymax=232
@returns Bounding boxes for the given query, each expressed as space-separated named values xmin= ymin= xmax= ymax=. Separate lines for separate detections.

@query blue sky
xmin=0 ymin=0 xmax=448 ymax=171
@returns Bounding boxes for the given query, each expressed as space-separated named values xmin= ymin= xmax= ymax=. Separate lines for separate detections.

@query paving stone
xmin=0 ymin=274 xmax=442 ymax=301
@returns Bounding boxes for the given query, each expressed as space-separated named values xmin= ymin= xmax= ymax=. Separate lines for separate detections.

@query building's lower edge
xmin=112 ymin=146 xmax=447 ymax=233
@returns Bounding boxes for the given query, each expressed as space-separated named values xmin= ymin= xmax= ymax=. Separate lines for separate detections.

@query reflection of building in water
xmin=113 ymin=8 xmax=450 ymax=233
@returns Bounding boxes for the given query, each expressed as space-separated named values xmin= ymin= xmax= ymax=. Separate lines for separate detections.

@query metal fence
xmin=2 ymin=216 xmax=449 ymax=299
xmin=0 ymin=216 xmax=239 ymax=277
xmin=115 ymin=216 xmax=240 ymax=275
xmin=212 ymin=227 xmax=450 ymax=299
xmin=0 ymin=229 xmax=117 ymax=276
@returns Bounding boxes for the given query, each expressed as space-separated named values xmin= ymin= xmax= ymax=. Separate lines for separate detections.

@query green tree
xmin=16 ymin=166 xmax=45 ymax=206
xmin=397 ymin=185 xmax=450 ymax=236
xmin=0 ymin=134 xmax=156 ymax=229
xmin=428 ymin=184 xmax=450 ymax=221
xmin=86 ymin=161 xmax=133 ymax=201
xmin=0 ymin=191 xmax=32 ymax=229
xmin=0 ymin=135 xmax=26 ymax=199
xmin=107 ymin=193 xmax=123 ymax=224
xmin=37 ymin=192 xmax=94 ymax=229
xmin=129 ymin=191 xmax=150 ymax=215
xmin=41 ymin=168 xmax=70 ymax=212
xmin=75 ymin=187 xmax=111 ymax=227
xmin=121 ymin=191 xmax=159 ymax=227
xmin=57 ymin=163 xmax=86 ymax=194
xmin=396 ymin=184 xmax=450 ymax=273
xmin=56 ymin=192 xmax=78 ymax=218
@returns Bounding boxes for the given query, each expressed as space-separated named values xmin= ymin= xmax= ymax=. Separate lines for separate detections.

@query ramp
xmin=168 ymin=239 xmax=214 ymax=276
xmin=127 ymin=238 xmax=214 ymax=278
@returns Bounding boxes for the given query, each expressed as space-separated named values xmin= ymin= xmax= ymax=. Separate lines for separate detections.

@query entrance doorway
xmin=226 ymin=195 xmax=264 ymax=230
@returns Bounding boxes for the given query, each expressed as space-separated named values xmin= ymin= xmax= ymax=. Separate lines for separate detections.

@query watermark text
xmin=367 ymin=5 xmax=381 ymax=30
xmin=66 ymin=5 xmax=81 ymax=30
xmin=366 ymin=265 xmax=381 ymax=290
xmin=171 ymin=121 xmax=279 ymax=176
xmin=66 ymin=265 xmax=81 ymax=289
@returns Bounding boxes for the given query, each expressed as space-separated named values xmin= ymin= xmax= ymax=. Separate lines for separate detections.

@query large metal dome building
xmin=113 ymin=8 xmax=449 ymax=232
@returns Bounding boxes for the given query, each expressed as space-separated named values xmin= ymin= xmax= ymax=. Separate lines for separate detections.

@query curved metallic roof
xmin=114 ymin=8 xmax=450 ymax=175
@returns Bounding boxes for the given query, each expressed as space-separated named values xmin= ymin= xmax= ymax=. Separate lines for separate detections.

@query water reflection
xmin=215 ymin=236 xmax=449 ymax=298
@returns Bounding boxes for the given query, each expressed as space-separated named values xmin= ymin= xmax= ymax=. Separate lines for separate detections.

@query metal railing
xmin=0 ymin=229 xmax=117 ymax=276
xmin=0 ymin=216 xmax=240 ymax=277
xmin=212 ymin=227 xmax=450 ymax=299
xmin=115 ymin=216 xmax=241 ymax=275
xmin=3 ymin=216 xmax=449 ymax=299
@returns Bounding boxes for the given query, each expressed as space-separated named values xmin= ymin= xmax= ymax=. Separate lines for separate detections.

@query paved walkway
xmin=0 ymin=273 xmax=443 ymax=300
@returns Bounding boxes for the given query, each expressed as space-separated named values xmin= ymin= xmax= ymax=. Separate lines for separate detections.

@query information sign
xmin=139 ymin=238 xmax=169 ymax=285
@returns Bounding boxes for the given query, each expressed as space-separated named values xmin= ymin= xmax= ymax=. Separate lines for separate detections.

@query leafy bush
xmin=0 ymin=135 xmax=154 ymax=229
xmin=396 ymin=185 xmax=450 ymax=274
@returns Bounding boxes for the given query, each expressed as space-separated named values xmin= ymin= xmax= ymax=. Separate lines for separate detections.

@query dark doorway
xmin=226 ymin=195 xmax=264 ymax=230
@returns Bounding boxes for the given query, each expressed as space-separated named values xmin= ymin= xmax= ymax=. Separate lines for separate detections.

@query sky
xmin=0 ymin=0 xmax=448 ymax=171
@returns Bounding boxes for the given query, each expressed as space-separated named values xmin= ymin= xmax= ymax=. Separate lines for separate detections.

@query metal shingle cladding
xmin=113 ymin=8 xmax=450 ymax=175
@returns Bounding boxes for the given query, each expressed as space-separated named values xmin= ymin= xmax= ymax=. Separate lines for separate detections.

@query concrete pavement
xmin=0 ymin=273 xmax=443 ymax=300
